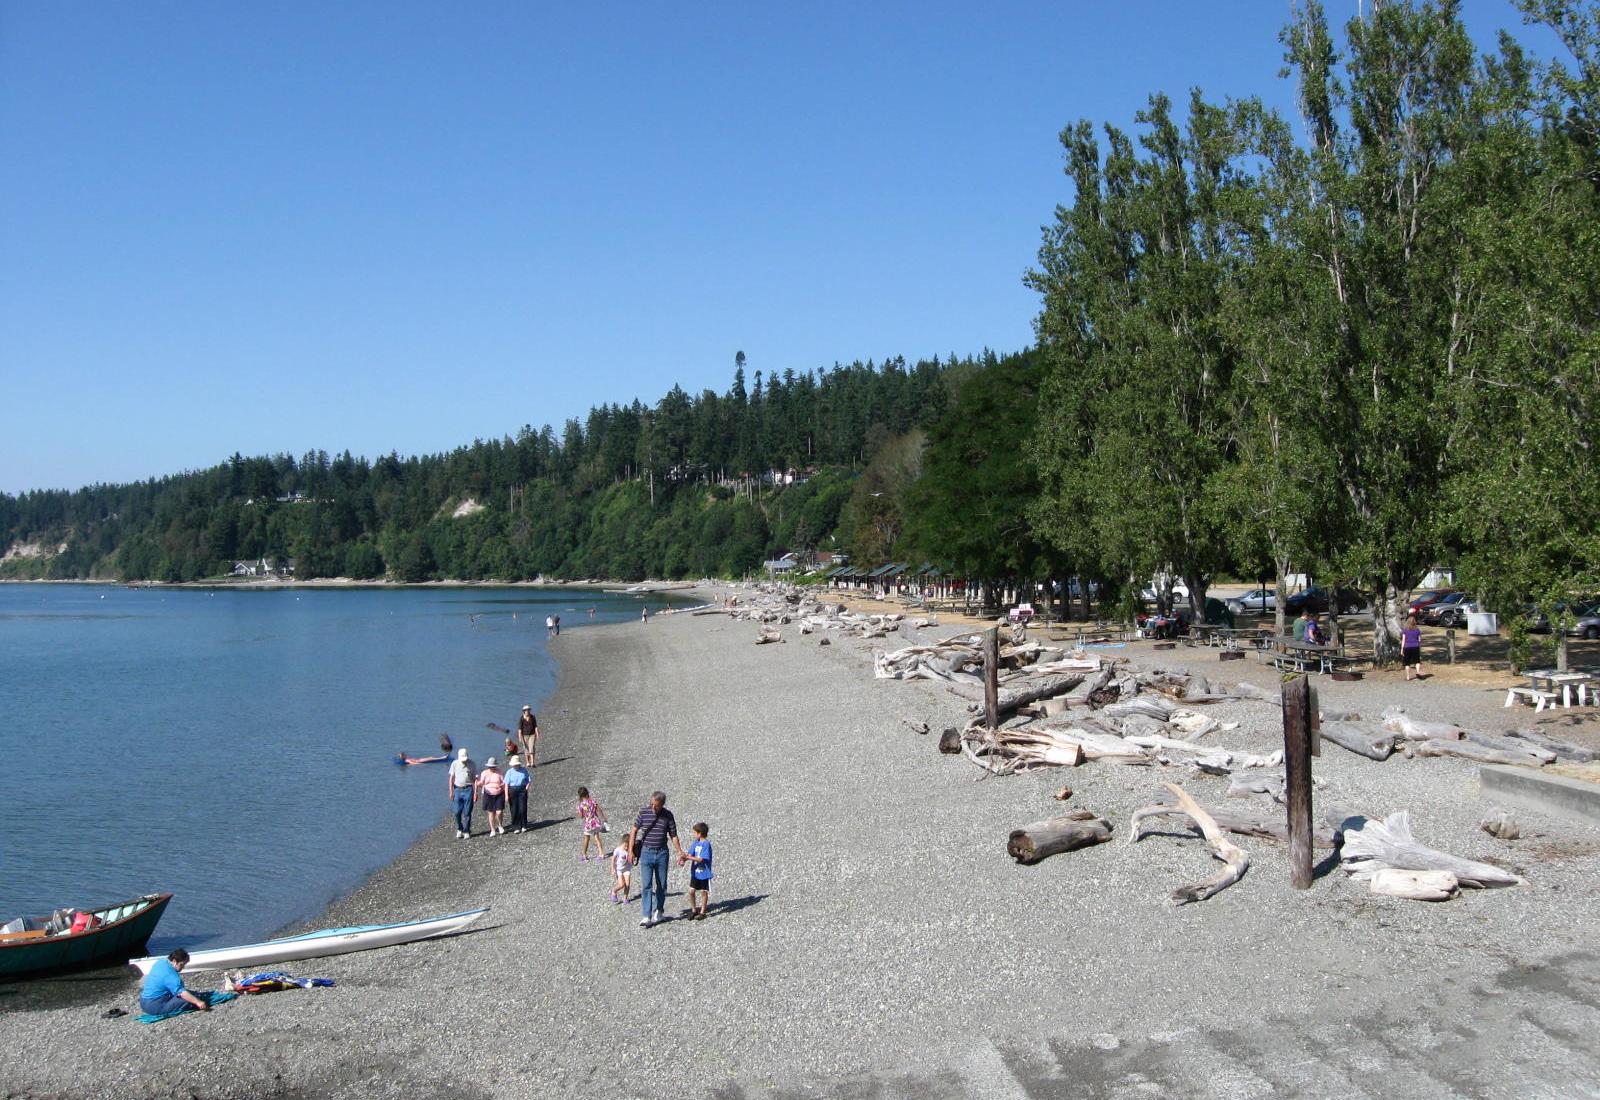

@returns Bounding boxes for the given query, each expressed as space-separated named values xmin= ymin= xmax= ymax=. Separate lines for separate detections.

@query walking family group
xmin=448 ymin=706 xmax=716 ymax=929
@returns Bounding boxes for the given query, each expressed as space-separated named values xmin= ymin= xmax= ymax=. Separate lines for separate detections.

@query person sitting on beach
xmin=505 ymin=755 xmax=531 ymax=833
xmin=679 ymin=822 xmax=713 ymax=921
xmin=1304 ymin=614 xmax=1326 ymax=646
xmin=518 ymin=705 xmax=540 ymax=767
xmin=477 ymin=756 xmax=507 ymax=837
xmin=576 ymin=786 xmax=608 ymax=861
xmin=139 ymin=949 xmax=211 ymax=1016
xmin=449 ymin=748 xmax=477 ymax=839
xmin=611 ymin=838 xmax=633 ymax=904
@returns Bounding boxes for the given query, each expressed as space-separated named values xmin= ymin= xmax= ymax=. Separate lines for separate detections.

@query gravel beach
xmin=6 ymin=593 xmax=1600 ymax=1099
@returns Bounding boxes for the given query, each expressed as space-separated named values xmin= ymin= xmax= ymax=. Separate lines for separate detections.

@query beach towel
xmin=136 ymin=990 xmax=237 ymax=1023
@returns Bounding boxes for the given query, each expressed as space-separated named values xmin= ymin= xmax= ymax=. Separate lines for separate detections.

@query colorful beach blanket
xmin=136 ymin=990 xmax=237 ymax=1024
xmin=234 ymin=971 xmax=334 ymax=994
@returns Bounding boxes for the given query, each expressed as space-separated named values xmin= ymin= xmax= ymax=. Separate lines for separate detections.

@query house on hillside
xmin=764 ymin=552 xmax=800 ymax=577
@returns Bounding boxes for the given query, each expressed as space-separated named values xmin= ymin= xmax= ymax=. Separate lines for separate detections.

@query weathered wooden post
xmin=1281 ymin=674 xmax=1316 ymax=889
xmin=983 ymin=626 xmax=1000 ymax=731
xmin=1446 ymin=628 xmax=1457 ymax=665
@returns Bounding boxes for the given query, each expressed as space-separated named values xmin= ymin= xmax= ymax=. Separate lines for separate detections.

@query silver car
xmin=1226 ymin=588 xmax=1277 ymax=615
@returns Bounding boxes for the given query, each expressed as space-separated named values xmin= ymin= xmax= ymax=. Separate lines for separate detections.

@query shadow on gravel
xmin=426 ymin=923 xmax=504 ymax=944
xmin=524 ymin=816 xmax=571 ymax=832
xmin=531 ymin=757 xmax=571 ymax=768
xmin=1312 ymin=848 xmax=1342 ymax=881
xmin=0 ymin=967 xmax=132 ymax=1010
xmin=707 ymin=893 xmax=767 ymax=917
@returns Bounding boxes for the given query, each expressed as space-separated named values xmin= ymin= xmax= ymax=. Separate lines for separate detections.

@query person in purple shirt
xmin=1402 ymin=614 xmax=1424 ymax=681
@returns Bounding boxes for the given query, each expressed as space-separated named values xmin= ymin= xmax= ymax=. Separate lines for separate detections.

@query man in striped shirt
xmin=629 ymin=791 xmax=687 ymax=927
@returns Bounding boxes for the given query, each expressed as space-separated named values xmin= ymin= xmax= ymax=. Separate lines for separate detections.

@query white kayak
xmin=129 ymin=906 xmax=488 ymax=974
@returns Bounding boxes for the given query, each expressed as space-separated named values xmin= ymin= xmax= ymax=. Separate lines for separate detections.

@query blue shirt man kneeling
xmin=140 ymin=949 xmax=211 ymax=1015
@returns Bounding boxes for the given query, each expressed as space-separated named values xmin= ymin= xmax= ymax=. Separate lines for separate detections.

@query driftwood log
xmin=1319 ymin=721 xmax=1396 ymax=761
xmin=1507 ymin=728 xmax=1598 ymax=763
xmin=1369 ymin=868 xmax=1460 ymax=901
xmin=1341 ymin=812 xmax=1523 ymax=887
xmin=951 ymin=673 xmax=1089 ymax=713
xmin=755 ymin=627 xmax=782 ymax=645
xmin=1129 ymin=797 xmax=1343 ymax=850
xmin=1461 ymin=730 xmax=1556 ymax=764
xmin=1007 ymin=809 xmax=1113 ymax=864
xmin=1159 ymin=783 xmax=1249 ymax=905
xmin=1413 ymin=739 xmax=1548 ymax=768
xmin=1380 ymin=708 xmax=1463 ymax=741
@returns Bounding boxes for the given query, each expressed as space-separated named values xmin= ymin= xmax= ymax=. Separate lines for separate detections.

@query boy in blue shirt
xmin=680 ymin=822 xmax=714 ymax=921
xmin=139 ymin=949 xmax=211 ymax=1015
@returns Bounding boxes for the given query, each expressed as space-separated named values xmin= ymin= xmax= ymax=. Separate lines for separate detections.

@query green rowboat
xmin=0 ymin=893 xmax=172 ymax=979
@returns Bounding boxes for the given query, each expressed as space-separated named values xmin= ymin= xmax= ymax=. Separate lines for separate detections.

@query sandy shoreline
xmin=6 ymin=588 xmax=1600 ymax=1098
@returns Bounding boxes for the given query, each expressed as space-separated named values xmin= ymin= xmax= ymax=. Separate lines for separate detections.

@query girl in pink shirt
xmin=576 ymin=787 xmax=608 ymax=861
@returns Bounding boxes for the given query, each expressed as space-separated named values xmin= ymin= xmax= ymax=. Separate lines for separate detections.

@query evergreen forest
xmin=4 ymin=1 xmax=1599 ymax=666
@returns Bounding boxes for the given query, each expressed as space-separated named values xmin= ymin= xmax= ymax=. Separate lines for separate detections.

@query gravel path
xmin=5 ymin=597 xmax=1600 ymax=1099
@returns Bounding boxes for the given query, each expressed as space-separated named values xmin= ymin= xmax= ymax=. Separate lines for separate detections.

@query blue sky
xmin=0 ymin=2 xmax=1553 ymax=492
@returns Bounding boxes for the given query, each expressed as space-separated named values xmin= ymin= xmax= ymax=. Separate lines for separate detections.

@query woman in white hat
xmin=475 ymin=756 xmax=507 ymax=837
xmin=504 ymin=754 xmax=531 ymax=832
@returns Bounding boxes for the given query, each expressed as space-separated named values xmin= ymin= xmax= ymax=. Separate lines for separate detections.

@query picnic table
xmin=1520 ymin=669 xmax=1596 ymax=709
xmin=1264 ymin=637 xmax=1344 ymax=674
xmin=1191 ymin=625 xmax=1273 ymax=649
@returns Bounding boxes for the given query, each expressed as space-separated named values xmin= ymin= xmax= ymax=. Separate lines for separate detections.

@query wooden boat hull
xmin=129 ymin=906 xmax=488 ymax=974
xmin=0 ymin=893 xmax=172 ymax=979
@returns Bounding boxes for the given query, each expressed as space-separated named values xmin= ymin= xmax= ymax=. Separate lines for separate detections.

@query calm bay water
xmin=0 ymin=583 xmax=682 ymax=952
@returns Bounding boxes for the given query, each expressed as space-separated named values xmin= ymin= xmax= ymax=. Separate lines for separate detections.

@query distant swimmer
xmin=393 ymin=733 xmax=454 ymax=766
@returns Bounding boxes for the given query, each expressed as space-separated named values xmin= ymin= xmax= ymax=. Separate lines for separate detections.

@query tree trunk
xmin=1373 ymin=579 xmax=1408 ymax=666
xmin=1557 ymin=629 xmax=1571 ymax=673
xmin=1007 ymin=810 xmax=1113 ymax=864
xmin=1184 ymin=572 xmax=1207 ymax=623
xmin=1274 ymin=556 xmax=1291 ymax=638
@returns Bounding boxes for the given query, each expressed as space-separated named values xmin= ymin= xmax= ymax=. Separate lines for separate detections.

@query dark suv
xmin=1284 ymin=586 xmax=1365 ymax=615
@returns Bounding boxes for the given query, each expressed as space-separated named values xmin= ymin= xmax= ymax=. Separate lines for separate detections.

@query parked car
xmin=1430 ymin=595 xmax=1482 ymax=629
xmin=1284 ymin=586 xmax=1365 ymax=615
xmin=1422 ymin=591 xmax=1473 ymax=626
xmin=1525 ymin=599 xmax=1597 ymax=634
xmin=1226 ymin=588 xmax=1277 ymax=615
xmin=1140 ymin=579 xmax=1190 ymax=601
xmin=1407 ymin=589 xmax=1455 ymax=616
xmin=1571 ymin=604 xmax=1600 ymax=639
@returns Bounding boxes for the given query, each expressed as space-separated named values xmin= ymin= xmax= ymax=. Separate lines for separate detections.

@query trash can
xmin=1466 ymin=611 xmax=1499 ymax=636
